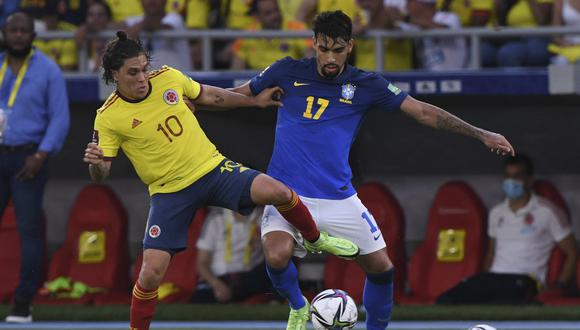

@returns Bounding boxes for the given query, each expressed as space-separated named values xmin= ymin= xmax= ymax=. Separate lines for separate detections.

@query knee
xmin=138 ymin=263 xmax=165 ymax=289
xmin=271 ymin=183 xmax=292 ymax=206
xmin=263 ymin=238 xmax=293 ymax=269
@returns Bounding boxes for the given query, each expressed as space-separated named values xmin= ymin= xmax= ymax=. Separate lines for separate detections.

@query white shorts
xmin=261 ymin=194 xmax=386 ymax=257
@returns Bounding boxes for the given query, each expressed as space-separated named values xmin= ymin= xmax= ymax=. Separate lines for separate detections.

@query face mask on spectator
xmin=502 ymin=178 xmax=524 ymax=199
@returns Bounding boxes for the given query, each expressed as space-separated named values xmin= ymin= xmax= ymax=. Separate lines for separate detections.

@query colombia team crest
xmin=149 ymin=225 xmax=161 ymax=238
xmin=163 ymin=89 xmax=179 ymax=105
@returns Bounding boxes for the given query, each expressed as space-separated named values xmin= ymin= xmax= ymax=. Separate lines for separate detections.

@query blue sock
xmin=266 ymin=261 xmax=305 ymax=310
xmin=363 ymin=268 xmax=394 ymax=330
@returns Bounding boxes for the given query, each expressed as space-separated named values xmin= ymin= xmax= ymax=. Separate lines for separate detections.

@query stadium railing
xmin=36 ymin=26 xmax=580 ymax=72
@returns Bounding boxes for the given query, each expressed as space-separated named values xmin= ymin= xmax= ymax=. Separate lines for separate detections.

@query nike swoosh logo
xmin=373 ymin=233 xmax=382 ymax=241
xmin=293 ymin=81 xmax=310 ymax=87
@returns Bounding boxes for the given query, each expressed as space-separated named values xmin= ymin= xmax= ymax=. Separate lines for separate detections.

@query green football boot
xmin=304 ymin=231 xmax=360 ymax=260
xmin=286 ymin=297 xmax=310 ymax=330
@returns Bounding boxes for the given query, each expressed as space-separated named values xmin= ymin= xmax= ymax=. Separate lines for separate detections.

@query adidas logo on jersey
xmin=132 ymin=118 xmax=143 ymax=128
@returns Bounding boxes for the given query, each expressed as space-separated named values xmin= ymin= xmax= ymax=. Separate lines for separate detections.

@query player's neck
xmin=508 ymin=192 xmax=531 ymax=212
xmin=116 ymin=81 xmax=151 ymax=103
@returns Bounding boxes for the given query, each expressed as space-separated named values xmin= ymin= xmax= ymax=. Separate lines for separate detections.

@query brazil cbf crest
xmin=340 ymin=83 xmax=356 ymax=104
xmin=163 ymin=89 xmax=179 ymax=105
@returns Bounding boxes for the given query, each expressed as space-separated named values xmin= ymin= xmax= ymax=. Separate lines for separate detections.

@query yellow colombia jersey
xmin=94 ymin=66 xmax=225 ymax=195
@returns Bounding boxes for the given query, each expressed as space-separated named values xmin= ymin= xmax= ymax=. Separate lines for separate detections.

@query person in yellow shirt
xmin=83 ymin=31 xmax=359 ymax=330
xmin=481 ymin=0 xmax=553 ymax=67
xmin=106 ymin=0 xmax=143 ymax=22
xmin=231 ymin=0 xmax=310 ymax=70
xmin=355 ymin=0 xmax=413 ymax=71
xmin=436 ymin=0 xmax=493 ymax=26
xmin=33 ymin=3 xmax=78 ymax=71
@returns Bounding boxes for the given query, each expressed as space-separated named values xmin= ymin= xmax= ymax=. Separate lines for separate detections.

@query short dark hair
xmin=504 ymin=153 xmax=534 ymax=176
xmin=101 ymin=31 xmax=150 ymax=85
xmin=312 ymin=10 xmax=352 ymax=43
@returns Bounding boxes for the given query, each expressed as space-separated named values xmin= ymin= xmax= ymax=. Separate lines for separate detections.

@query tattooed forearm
xmin=434 ymin=107 xmax=483 ymax=140
xmin=213 ymin=95 xmax=225 ymax=104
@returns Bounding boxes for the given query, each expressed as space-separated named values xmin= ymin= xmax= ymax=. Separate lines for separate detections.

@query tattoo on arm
xmin=433 ymin=106 xmax=483 ymax=139
xmin=213 ymin=95 xmax=225 ymax=105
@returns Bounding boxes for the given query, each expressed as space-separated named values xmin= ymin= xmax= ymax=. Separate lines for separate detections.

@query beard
xmin=5 ymin=45 xmax=32 ymax=59
xmin=321 ymin=65 xmax=341 ymax=79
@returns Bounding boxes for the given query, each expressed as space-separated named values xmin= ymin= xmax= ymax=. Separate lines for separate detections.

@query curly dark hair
xmin=312 ymin=10 xmax=352 ymax=43
xmin=101 ymin=31 xmax=151 ymax=85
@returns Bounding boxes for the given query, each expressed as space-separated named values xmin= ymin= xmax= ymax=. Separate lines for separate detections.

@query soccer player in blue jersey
xmin=232 ymin=10 xmax=514 ymax=330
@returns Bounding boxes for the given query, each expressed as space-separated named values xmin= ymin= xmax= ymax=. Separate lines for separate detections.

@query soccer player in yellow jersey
xmin=82 ymin=31 xmax=359 ymax=330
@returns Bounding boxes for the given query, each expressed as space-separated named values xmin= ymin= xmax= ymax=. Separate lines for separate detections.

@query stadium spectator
xmin=32 ymin=0 xmax=78 ymax=71
xmin=355 ymin=0 xmax=413 ymax=71
xmin=481 ymin=0 xmax=553 ymax=67
xmin=74 ymin=0 xmax=114 ymax=72
xmin=125 ymin=0 xmax=192 ymax=70
xmin=83 ymin=31 xmax=357 ymax=330
xmin=549 ymin=0 xmax=580 ymax=64
xmin=436 ymin=0 xmax=493 ymax=26
xmin=437 ymin=154 xmax=577 ymax=305
xmin=1 ymin=12 xmax=70 ymax=323
xmin=231 ymin=0 xmax=310 ymax=70
xmin=191 ymin=207 xmax=272 ymax=303
xmin=106 ymin=0 xmax=143 ymax=22
xmin=296 ymin=0 xmax=367 ymax=36
xmin=405 ymin=0 xmax=468 ymax=70
xmin=278 ymin=0 xmax=303 ymax=24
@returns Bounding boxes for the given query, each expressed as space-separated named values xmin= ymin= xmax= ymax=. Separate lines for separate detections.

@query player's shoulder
xmin=96 ymin=92 xmax=121 ymax=115
xmin=271 ymin=56 xmax=309 ymax=72
xmin=350 ymin=65 xmax=386 ymax=82
xmin=149 ymin=65 xmax=175 ymax=80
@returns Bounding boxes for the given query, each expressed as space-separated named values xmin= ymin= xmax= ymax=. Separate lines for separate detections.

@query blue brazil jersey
xmin=250 ymin=57 xmax=408 ymax=199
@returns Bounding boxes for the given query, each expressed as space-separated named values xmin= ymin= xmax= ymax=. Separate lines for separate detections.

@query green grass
xmin=1 ymin=304 xmax=580 ymax=321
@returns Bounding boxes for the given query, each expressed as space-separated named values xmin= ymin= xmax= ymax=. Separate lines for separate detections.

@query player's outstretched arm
xmin=195 ymin=84 xmax=282 ymax=110
xmin=83 ymin=142 xmax=112 ymax=183
xmin=400 ymin=95 xmax=515 ymax=156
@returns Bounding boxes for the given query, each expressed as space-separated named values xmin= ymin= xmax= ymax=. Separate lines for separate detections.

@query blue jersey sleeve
xmin=249 ymin=56 xmax=292 ymax=95
xmin=370 ymin=74 xmax=408 ymax=112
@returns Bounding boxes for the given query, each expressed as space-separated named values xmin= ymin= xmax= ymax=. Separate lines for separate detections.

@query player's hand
xmin=254 ymin=87 xmax=284 ymax=108
xmin=482 ymin=131 xmax=515 ymax=156
xmin=212 ymin=280 xmax=232 ymax=303
xmin=83 ymin=142 xmax=104 ymax=165
xmin=16 ymin=152 xmax=47 ymax=181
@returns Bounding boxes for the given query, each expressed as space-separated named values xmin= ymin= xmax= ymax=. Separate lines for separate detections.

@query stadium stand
xmin=532 ymin=180 xmax=579 ymax=305
xmin=34 ymin=185 xmax=129 ymax=305
xmin=0 ymin=202 xmax=47 ymax=303
xmin=401 ymin=181 xmax=487 ymax=304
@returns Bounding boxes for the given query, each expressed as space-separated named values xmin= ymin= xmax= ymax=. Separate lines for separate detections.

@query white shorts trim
xmin=261 ymin=194 xmax=386 ymax=257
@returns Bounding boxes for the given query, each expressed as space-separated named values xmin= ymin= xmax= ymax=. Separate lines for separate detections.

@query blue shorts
xmin=143 ymin=159 xmax=260 ymax=253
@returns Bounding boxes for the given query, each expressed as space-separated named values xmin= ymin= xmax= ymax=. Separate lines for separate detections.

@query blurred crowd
xmin=2 ymin=0 xmax=579 ymax=72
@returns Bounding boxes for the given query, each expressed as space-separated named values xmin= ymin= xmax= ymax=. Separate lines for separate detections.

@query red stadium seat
xmin=133 ymin=208 xmax=207 ymax=303
xmin=532 ymin=180 xmax=572 ymax=287
xmin=400 ymin=181 xmax=487 ymax=304
xmin=35 ymin=184 xmax=129 ymax=305
xmin=532 ymin=180 xmax=578 ymax=305
xmin=0 ymin=201 xmax=47 ymax=303
xmin=324 ymin=182 xmax=406 ymax=304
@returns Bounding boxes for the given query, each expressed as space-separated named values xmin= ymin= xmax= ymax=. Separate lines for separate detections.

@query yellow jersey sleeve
xmin=94 ymin=111 xmax=121 ymax=158
xmin=177 ymin=70 xmax=202 ymax=100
